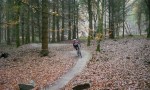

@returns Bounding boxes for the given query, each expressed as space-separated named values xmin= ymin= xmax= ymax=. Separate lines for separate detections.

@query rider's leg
xmin=74 ymin=45 xmax=78 ymax=50
xmin=73 ymin=45 xmax=76 ymax=50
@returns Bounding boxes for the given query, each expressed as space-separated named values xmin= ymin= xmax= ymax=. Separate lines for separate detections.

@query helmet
xmin=73 ymin=39 xmax=76 ymax=41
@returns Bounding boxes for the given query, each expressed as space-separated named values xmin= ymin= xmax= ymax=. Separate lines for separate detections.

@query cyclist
xmin=73 ymin=39 xmax=82 ymax=57
xmin=73 ymin=39 xmax=80 ymax=50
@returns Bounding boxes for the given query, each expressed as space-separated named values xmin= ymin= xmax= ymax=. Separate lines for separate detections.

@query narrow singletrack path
xmin=44 ymin=50 xmax=91 ymax=90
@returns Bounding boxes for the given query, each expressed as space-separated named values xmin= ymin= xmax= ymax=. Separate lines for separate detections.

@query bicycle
xmin=76 ymin=44 xmax=82 ymax=58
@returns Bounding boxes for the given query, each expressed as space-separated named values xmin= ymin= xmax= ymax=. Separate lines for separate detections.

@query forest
xmin=0 ymin=0 xmax=150 ymax=90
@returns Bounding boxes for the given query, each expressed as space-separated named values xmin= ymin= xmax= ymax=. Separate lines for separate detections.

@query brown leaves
xmin=64 ymin=38 xmax=150 ymax=90
xmin=0 ymin=44 xmax=76 ymax=90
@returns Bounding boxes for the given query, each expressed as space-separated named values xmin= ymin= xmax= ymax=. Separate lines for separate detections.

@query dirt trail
xmin=64 ymin=38 xmax=150 ymax=90
xmin=42 ymin=50 xmax=92 ymax=90
xmin=0 ymin=43 xmax=91 ymax=90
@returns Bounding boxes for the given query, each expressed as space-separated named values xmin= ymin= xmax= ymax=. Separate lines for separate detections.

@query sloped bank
xmin=64 ymin=38 xmax=150 ymax=90
xmin=0 ymin=44 xmax=77 ymax=90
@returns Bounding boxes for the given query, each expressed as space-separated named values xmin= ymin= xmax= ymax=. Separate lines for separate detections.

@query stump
xmin=18 ymin=84 xmax=34 ymax=90
xmin=72 ymin=83 xmax=90 ymax=90
xmin=0 ymin=53 xmax=9 ymax=58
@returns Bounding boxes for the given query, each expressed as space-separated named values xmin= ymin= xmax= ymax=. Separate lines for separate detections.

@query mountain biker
xmin=73 ymin=39 xmax=80 ymax=50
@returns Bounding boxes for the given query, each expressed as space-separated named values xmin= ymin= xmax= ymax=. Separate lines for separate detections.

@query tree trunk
xmin=116 ymin=23 xmax=119 ymax=37
xmin=31 ymin=10 xmax=35 ymax=43
xmin=68 ymin=0 xmax=72 ymax=40
xmin=96 ymin=0 xmax=104 ymax=52
xmin=0 ymin=29 xmax=1 ymax=43
xmin=0 ymin=1 xmax=2 ymax=43
xmin=147 ymin=13 xmax=150 ymax=38
xmin=109 ymin=0 xmax=115 ymax=39
xmin=26 ymin=2 xmax=30 ymax=44
xmin=122 ymin=0 xmax=125 ymax=37
xmin=87 ymin=0 xmax=93 ymax=46
xmin=37 ymin=0 xmax=41 ymax=42
xmin=76 ymin=5 xmax=79 ymax=39
xmin=72 ymin=0 xmax=76 ymax=39
xmin=41 ymin=0 xmax=49 ymax=56
xmin=6 ymin=11 xmax=11 ymax=45
xmin=137 ymin=12 xmax=142 ymax=35
xmin=15 ymin=0 xmax=21 ymax=47
xmin=52 ymin=0 xmax=56 ymax=42
xmin=56 ymin=0 xmax=60 ymax=42
xmin=144 ymin=0 xmax=150 ymax=38
xmin=147 ymin=0 xmax=150 ymax=38
xmin=21 ymin=13 xmax=25 ymax=44
xmin=48 ymin=15 xmax=51 ymax=42
xmin=104 ymin=0 xmax=107 ymax=36
xmin=61 ymin=0 xmax=65 ymax=41
xmin=0 ymin=23 xmax=1 ymax=43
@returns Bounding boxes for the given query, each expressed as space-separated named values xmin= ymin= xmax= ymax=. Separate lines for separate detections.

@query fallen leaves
xmin=64 ymin=38 xmax=150 ymax=90
xmin=0 ymin=44 xmax=76 ymax=90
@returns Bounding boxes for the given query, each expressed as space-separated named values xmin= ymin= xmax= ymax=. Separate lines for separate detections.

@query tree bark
xmin=76 ymin=5 xmax=79 ymax=39
xmin=52 ymin=0 xmax=56 ymax=42
xmin=56 ymin=0 xmax=60 ymax=42
xmin=72 ymin=0 xmax=76 ymax=39
xmin=87 ymin=0 xmax=93 ymax=46
xmin=68 ymin=0 xmax=72 ymax=40
xmin=15 ymin=0 xmax=21 ymax=47
xmin=61 ymin=0 xmax=65 ymax=41
xmin=37 ymin=0 xmax=41 ymax=42
xmin=0 ymin=1 xmax=2 ymax=43
xmin=21 ymin=12 xmax=25 ymax=44
xmin=41 ymin=0 xmax=49 ymax=56
xmin=31 ymin=10 xmax=35 ymax=43
xmin=96 ymin=0 xmax=104 ymax=52
xmin=26 ymin=1 xmax=30 ymax=44
xmin=122 ymin=0 xmax=125 ymax=37
xmin=6 ymin=11 xmax=11 ymax=45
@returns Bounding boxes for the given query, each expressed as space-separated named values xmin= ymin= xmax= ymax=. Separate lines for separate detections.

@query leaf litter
xmin=0 ymin=38 xmax=150 ymax=90
xmin=64 ymin=38 xmax=150 ymax=90
xmin=0 ymin=43 xmax=76 ymax=90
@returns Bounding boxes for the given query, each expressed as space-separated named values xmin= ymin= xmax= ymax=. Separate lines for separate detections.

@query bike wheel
xmin=76 ymin=44 xmax=82 ymax=58
xmin=77 ymin=49 xmax=82 ymax=58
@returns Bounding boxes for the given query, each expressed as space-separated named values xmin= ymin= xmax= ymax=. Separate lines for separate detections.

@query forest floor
xmin=0 ymin=37 xmax=150 ymax=90
xmin=0 ymin=43 xmax=77 ymax=90
xmin=44 ymin=50 xmax=91 ymax=90
xmin=64 ymin=37 xmax=150 ymax=90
